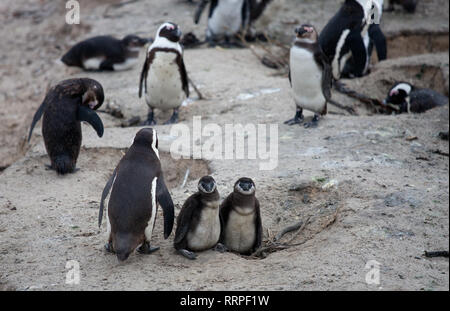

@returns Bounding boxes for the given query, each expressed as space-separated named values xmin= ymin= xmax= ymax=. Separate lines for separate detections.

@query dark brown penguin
xmin=174 ymin=176 xmax=223 ymax=260
xmin=61 ymin=35 xmax=150 ymax=71
xmin=98 ymin=128 xmax=174 ymax=262
xmin=27 ymin=78 xmax=104 ymax=174
xmin=219 ymin=177 xmax=262 ymax=255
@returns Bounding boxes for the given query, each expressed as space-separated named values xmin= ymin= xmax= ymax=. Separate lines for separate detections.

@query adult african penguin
xmin=139 ymin=22 xmax=189 ymax=125
xmin=382 ymin=82 xmax=448 ymax=113
xmin=174 ymin=176 xmax=224 ymax=260
xmin=28 ymin=78 xmax=104 ymax=174
xmin=98 ymin=128 xmax=174 ymax=262
xmin=220 ymin=178 xmax=262 ymax=255
xmin=341 ymin=0 xmax=387 ymax=78
xmin=61 ymin=35 xmax=150 ymax=71
xmin=286 ymin=25 xmax=333 ymax=128
xmin=385 ymin=0 xmax=418 ymax=13
xmin=319 ymin=0 xmax=374 ymax=80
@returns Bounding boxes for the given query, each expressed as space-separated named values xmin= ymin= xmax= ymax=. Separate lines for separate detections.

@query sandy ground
xmin=0 ymin=0 xmax=448 ymax=291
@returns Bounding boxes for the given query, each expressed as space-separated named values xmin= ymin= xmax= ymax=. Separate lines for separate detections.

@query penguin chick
xmin=28 ymin=78 xmax=104 ymax=174
xmin=139 ymin=22 xmax=189 ymax=125
xmin=220 ymin=177 xmax=262 ymax=255
xmin=382 ymin=82 xmax=448 ymax=113
xmin=286 ymin=25 xmax=332 ymax=128
xmin=61 ymin=35 xmax=150 ymax=71
xmin=174 ymin=176 xmax=223 ymax=260
xmin=98 ymin=128 xmax=175 ymax=262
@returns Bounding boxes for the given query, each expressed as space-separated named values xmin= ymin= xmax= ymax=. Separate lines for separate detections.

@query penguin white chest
xmin=290 ymin=46 xmax=326 ymax=114
xmin=83 ymin=57 xmax=105 ymax=70
xmin=208 ymin=0 xmax=245 ymax=36
xmin=146 ymin=52 xmax=184 ymax=110
xmin=224 ymin=207 xmax=256 ymax=253
xmin=187 ymin=201 xmax=221 ymax=251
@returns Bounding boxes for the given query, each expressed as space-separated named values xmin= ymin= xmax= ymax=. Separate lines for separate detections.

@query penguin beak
xmin=201 ymin=182 xmax=214 ymax=193
xmin=295 ymin=28 xmax=307 ymax=36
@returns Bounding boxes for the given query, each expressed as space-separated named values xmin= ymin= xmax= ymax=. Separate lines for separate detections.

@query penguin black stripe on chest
xmin=27 ymin=78 xmax=105 ymax=174
xmin=138 ymin=22 xmax=189 ymax=125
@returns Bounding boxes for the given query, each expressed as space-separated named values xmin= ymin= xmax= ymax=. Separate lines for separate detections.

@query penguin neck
xmin=200 ymin=189 xmax=220 ymax=204
xmin=232 ymin=192 xmax=255 ymax=210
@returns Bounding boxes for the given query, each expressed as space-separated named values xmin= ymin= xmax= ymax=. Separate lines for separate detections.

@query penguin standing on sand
xmin=220 ymin=178 xmax=262 ymax=255
xmin=174 ymin=176 xmax=223 ymax=260
xmin=28 ymin=78 xmax=104 ymax=174
xmin=341 ymin=0 xmax=387 ymax=78
xmin=61 ymin=35 xmax=150 ymax=71
xmin=139 ymin=22 xmax=189 ymax=125
xmin=98 ymin=128 xmax=174 ymax=262
xmin=286 ymin=25 xmax=333 ymax=128
xmin=319 ymin=0 xmax=374 ymax=80
xmin=382 ymin=82 xmax=448 ymax=113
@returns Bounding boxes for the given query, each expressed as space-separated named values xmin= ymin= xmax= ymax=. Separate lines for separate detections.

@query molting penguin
xmin=341 ymin=0 xmax=387 ymax=78
xmin=195 ymin=0 xmax=251 ymax=46
xmin=27 ymin=78 xmax=104 ymax=174
xmin=61 ymin=35 xmax=150 ymax=71
xmin=220 ymin=178 xmax=262 ymax=255
xmin=319 ymin=0 xmax=374 ymax=80
xmin=174 ymin=176 xmax=223 ymax=260
xmin=98 ymin=128 xmax=174 ymax=262
xmin=382 ymin=82 xmax=449 ymax=113
xmin=385 ymin=0 xmax=418 ymax=13
xmin=286 ymin=25 xmax=333 ymax=128
xmin=139 ymin=22 xmax=189 ymax=125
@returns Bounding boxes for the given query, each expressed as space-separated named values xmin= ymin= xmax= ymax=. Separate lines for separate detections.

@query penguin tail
xmin=53 ymin=155 xmax=75 ymax=175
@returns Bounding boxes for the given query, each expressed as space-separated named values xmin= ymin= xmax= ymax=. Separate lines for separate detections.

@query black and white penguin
xmin=195 ymin=0 xmax=251 ymax=45
xmin=285 ymin=25 xmax=333 ymax=128
xmin=174 ymin=176 xmax=223 ymax=260
xmin=341 ymin=0 xmax=387 ymax=78
xmin=382 ymin=82 xmax=449 ymax=113
xmin=139 ymin=22 xmax=189 ymax=125
xmin=61 ymin=35 xmax=150 ymax=71
xmin=319 ymin=0 xmax=374 ymax=80
xmin=98 ymin=128 xmax=174 ymax=262
xmin=385 ymin=0 xmax=418 ymax=13
xmin=28 ymin=78 xmax=104 ymax=174
xmin=219 ymin=178 xmax=262 ymax=255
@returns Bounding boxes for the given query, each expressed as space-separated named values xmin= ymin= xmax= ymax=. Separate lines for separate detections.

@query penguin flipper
xmin=98 ymin=169 xmax=117 ymax=228
xmin=178 ymin=55 xmax=190 ymax=98
xmin=346 ymin=31 xmax=367 ymax=77
xmin=139 ymin=50 xmax=154 ymax=98
xmin=174 ymin=196 xmax=198 ymax=246
xmin=156 ymin=175 xmax=175 ymax=239
xmin=253 ymin=198 xmax=263 ymax=251
xmin=194 ymin=0 xmax=209 ymax=24
xmin=77 ymin=106 xmax=104 ymax=137
xmin=218 ymin=193 xmax=234 ymax=243
xmin=28 ymin=100 xmax=47 ymax=142
xmin=369 ymin=24 xmax=387 ymax=61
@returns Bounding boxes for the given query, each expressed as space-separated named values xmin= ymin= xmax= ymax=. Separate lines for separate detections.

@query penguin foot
xmin=213 ymin=243 xmax=228 ymax=253
xmin=163 ymin=110 xmax=179 ymax=125
xmin=137 ymin=242 xmax=160 ymax=254
xmin=141 ymin=118 xmax=157 ymax=126
xmin=177 ymin=249 xmax=197 ymax=260
xmin=284 ymin=116 xmax=304 ymax=126
xmin=304 ymin=115 xmax=320 ymax=128
xmin=104 ymin=242 xmax=114 ymax=253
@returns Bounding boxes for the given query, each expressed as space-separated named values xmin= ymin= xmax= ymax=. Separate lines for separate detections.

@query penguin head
xmin=383 ymin=82 xmax=413 ymax=111
xmin=198 ymin=176 xmax=217 ymax=194
xmin=81 ymin=78 xmax=104 ymax=110
xmin=234 ymin=177 xmax=256 ymax=195
xmin=156 ymin=22 xmax=182 ymax=43
xmin=121 ymin=35 xmax=149 ymax=49
xmin=295 ymin=24 xmax=318 ymax=42
xmin=133 ymin=128 xmax=159 ymax=152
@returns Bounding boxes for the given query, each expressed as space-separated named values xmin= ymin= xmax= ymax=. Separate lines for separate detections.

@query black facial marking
xmin=159 ymin=23 xmax=182 ymax=42
xmin=199 ymin=176 xmax=216 ymax=193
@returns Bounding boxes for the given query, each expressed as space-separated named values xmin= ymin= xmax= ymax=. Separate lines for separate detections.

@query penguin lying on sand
xmin=220 ymin=178 xmax=262 ymax=255
xmin=385 ymin=0 xmax=418 ymax=13
xmin=139 ymin=22 xmax=189 ymax=125
xmin=61 ymin=35 xmax=150 ymax=71
xmin=98 ymin=128 xmax=174 ymax=262
xmin=28 ymin=78 xmax=104 ymax=174
xmin=382 ymin=82 xmax=448 ymax=113
xmin=286 ymin=25 xmax=333 ymax=128
xmin=174 ymin=176 xmax=224 ymax=260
